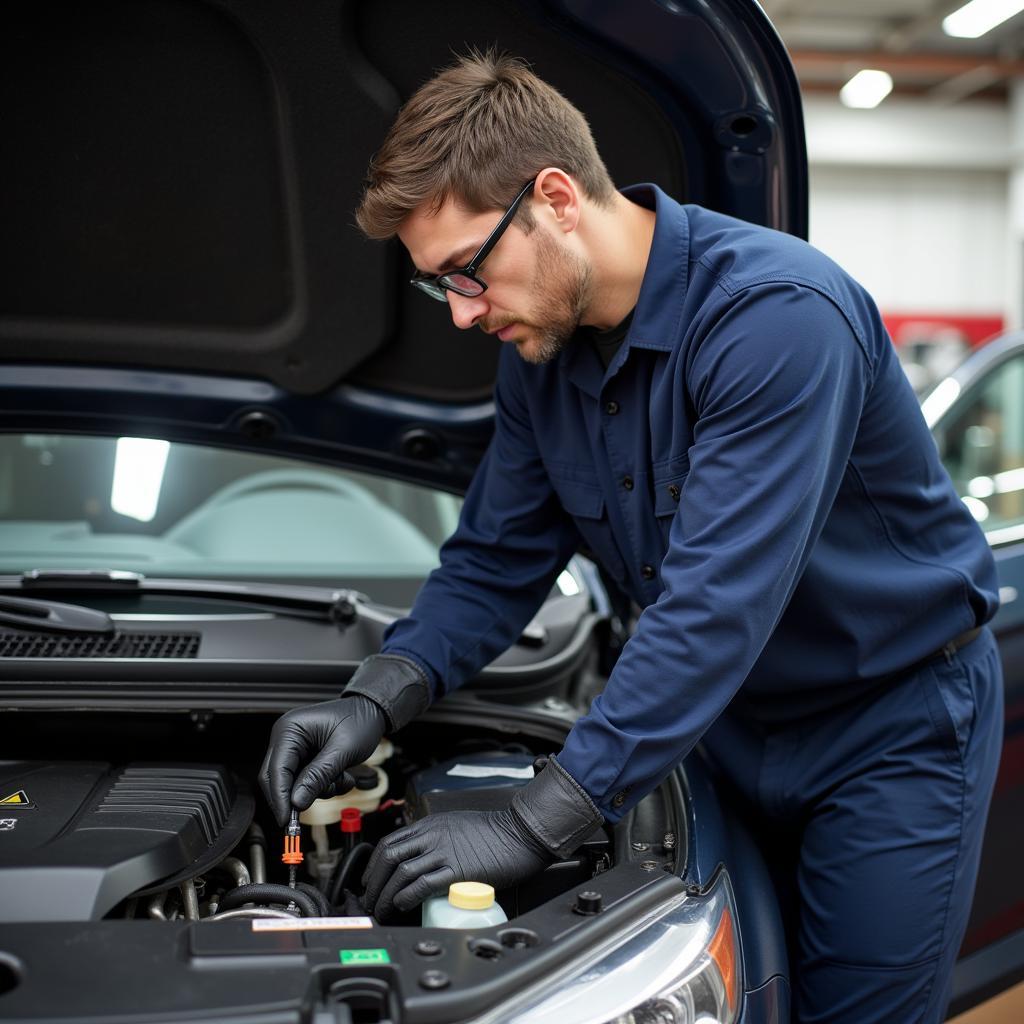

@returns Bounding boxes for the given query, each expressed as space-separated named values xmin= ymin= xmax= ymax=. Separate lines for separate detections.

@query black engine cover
xmin=0 ymin=761 xmax=252 ymax=922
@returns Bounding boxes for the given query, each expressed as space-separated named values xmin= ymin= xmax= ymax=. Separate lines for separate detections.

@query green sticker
xmin=340 ymin=948 xmax=391 ymax=965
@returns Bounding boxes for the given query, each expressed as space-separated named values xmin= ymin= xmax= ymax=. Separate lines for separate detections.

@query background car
xmin=925 ymin=332 xmax=1024 ymax=1013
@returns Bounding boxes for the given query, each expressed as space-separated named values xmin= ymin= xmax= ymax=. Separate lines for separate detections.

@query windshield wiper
xmin=0 ymin=595 xmax=115 ymax=634
xmin=12 ymin=572 xmax=362 ymax=631
xmin=22 ymin=569 xmax=144 ymax=588
xmin=10 ymin=573 xmax=549 ymax=648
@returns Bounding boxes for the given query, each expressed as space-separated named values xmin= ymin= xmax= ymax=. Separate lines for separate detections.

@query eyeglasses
xmin=409 ymin=179 xmax=535 ymax=302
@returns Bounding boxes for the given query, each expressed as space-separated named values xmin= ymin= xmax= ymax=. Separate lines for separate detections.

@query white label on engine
xmin=0 ymin=819 xmax=15 ymax=831
xmin=446 ymin=764 xmax=535 ymax=780
xmin=251 ymin=916 xmax=373 ymax=931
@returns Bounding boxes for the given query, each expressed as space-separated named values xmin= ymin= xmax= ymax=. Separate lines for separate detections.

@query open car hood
xmin=0 ymin=0 xmax=805 ymax=488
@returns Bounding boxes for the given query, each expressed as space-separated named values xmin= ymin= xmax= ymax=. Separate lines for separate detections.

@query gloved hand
xmin=259 ymin=694 xmax=385 ymax=827
xmin=362 ymin=808 xmax=551 ymax=919
xmin=362 ymin=755 xmax=604 ymax=919
xmin=259 ymin=654 xmax=431 ymax=827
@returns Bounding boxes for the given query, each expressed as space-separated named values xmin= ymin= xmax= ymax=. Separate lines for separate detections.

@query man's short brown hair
xmin=355 ymin=50 xmax=617 ymax=240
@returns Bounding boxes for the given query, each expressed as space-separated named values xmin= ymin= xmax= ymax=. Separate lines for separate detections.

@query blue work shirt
xmin=383 ymin=184 xmax=998 ymax=822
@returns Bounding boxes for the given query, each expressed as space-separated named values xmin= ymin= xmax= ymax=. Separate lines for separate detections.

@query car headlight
xmin=478 ymin=872 xmax=740 ymax=1024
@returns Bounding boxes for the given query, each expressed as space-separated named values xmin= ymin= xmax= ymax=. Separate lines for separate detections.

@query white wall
xmin=802 ymin=95 xmax=1012 ymax=324
xmin=808 ymin=164 xmax=1007 ymax=314
xmin=802 ymin=96 xmax=1010 ymax=170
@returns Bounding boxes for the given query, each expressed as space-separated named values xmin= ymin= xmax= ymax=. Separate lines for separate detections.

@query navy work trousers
xmin=701 ymin=628 xmax=1003 ymax=1023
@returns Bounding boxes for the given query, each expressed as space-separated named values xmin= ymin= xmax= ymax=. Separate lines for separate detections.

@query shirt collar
xmin=560 ymin=184 xmax=690 ymax=397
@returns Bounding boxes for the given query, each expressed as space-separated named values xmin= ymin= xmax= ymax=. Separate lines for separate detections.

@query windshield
xmin=0 ymin=434 xmax=461 ymax=582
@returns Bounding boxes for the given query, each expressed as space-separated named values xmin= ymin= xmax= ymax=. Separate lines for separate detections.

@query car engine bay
xmin=0 ymin=714 xmax=677 ymax=929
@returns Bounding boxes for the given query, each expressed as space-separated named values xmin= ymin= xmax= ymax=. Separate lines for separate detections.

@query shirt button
xmin=641 ymin=564 xmax=656 ymax=580
xmin=622 ymin=475 xmax=634 ymax=491
xmin=605 ymin=400 xmax=620 ymax=415
xmin=668 ymin=484 xmax=681 ymax=501
xmin=612 ymin=791 xmax=626 ymax=809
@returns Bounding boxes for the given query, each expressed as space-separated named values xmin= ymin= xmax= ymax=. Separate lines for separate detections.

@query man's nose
xmin=447 ymin=291 xmax=488 ymax=330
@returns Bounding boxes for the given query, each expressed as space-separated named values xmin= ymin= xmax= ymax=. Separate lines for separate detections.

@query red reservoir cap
xmin=340 ymin=807 xmax=363 ymax=833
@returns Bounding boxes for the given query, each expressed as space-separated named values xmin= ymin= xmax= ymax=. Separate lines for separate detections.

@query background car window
xmin=936 ymin=354 xmax=1024 ymax=536
xmin=0 ymin=434 xmax=462 ymax=580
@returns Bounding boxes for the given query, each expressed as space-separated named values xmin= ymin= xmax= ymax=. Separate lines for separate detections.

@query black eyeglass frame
xmin=409 ymin=179 xmax=536 ymax=302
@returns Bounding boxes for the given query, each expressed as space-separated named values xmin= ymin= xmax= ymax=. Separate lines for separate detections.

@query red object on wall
xmin=883 ymin=313 xmax=1004 ymax=349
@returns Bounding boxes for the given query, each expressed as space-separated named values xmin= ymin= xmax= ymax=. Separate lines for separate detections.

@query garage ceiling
xmin=764 ymin=0 xmax=1024 ymax=102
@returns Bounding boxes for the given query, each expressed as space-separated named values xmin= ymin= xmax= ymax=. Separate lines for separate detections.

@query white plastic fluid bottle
xmin=421 ymin=882 xmax=508 ymax=928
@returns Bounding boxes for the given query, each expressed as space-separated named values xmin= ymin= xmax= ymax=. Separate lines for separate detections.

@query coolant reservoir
xmin=421 ymin=882 xmax=508 ymax=929
xmin=299 ymin=760 xmax=389 ymax=824
xmin=298 ymin=768 xmax=387 ymax=822
xmin=364 ymin=738 xmax=393 ymax=767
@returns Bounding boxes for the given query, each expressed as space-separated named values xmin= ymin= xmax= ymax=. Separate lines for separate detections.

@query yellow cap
xmin=448 ymin=881 xmax=495 ymax=910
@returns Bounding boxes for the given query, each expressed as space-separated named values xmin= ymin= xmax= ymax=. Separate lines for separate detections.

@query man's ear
xmin=534 ymin=168 xmax=581 ymax=235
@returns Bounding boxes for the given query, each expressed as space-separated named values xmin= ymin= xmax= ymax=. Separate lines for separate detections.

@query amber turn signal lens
xmin=708 ymin=906 xmax=738 ymax=1011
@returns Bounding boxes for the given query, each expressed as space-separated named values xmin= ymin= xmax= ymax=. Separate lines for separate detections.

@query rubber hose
xmin=206 ymin=908 xmax=294 ymax=922
xmin=217 ymin=883 xmax=319 ymax=918
xmin=247 ymin=823 xmax=267 ymax=885
xmin=296 ymin=882 xmax=332 ymax=917
xmin=329 ymin=842 xmax=374 ymax=907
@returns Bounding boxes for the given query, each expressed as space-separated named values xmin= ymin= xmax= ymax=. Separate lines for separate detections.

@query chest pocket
xmin=653 ymin=458 xmax=690 ymax=546
xmin=545 ymin=463 xmax=627 ymax=585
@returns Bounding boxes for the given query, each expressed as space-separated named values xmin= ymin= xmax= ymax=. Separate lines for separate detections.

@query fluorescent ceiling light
xmin=962 ymin=496 xmax=990 ymax=522
xmin=943 ymin=0 xmax=1024 ymax=38
xmin=968 ymin=475 xmax=996 ymax=499
xmin=111 ymin=438 xmax=170 ymax=522
xmin=556 ymin=569 xmax=581 ymax=596
xmin=839 ymin=69 xmax=893 ymax=109
xmin=920 ymin=377 xmax=961 ymax=427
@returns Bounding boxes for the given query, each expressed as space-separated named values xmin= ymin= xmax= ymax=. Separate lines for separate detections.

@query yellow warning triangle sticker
xmin=0 ymin=790 xmax=29 ymax=805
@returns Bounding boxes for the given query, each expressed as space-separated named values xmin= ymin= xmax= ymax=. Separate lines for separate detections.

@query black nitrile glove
xmin=361 ymin=755 xmax=604 ymax=919
xmin=259 ymin=694 xmax=385 ymax=827
xmin=259 ymin=654 xmax=430 ymax=827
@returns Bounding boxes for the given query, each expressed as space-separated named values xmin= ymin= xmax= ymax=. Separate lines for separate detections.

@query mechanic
xmin=260 ymin=52 xmax=1003 ymax=1022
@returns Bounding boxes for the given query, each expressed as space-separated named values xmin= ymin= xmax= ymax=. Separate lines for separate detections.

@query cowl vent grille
xmin=0 ymin=632 xmax=200 ymax=659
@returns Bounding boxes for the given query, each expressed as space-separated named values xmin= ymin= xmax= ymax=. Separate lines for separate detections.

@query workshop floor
xmin=949 ymin=981 xmax=1024 ymax=1023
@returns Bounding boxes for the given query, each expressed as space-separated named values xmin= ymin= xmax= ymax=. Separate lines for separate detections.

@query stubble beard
xmin=514 ymin=232 xmax=593 ymax=366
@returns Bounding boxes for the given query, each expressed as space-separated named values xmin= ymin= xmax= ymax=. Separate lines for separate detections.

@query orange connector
xmin=282 ymin=833 xmax=303 ymax=865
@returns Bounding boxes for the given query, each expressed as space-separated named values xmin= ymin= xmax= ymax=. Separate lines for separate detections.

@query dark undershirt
xmin=578 ymin=309 xmax=635 ymax=371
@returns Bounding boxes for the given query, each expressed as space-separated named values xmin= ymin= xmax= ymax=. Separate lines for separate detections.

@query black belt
xmin=927 ymin=626 xmax=982 ymax=668
xmin=868 ymin=626 xmax=985 ymax=700
xmin=852 ymin=625 xmax=984 ymax=707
